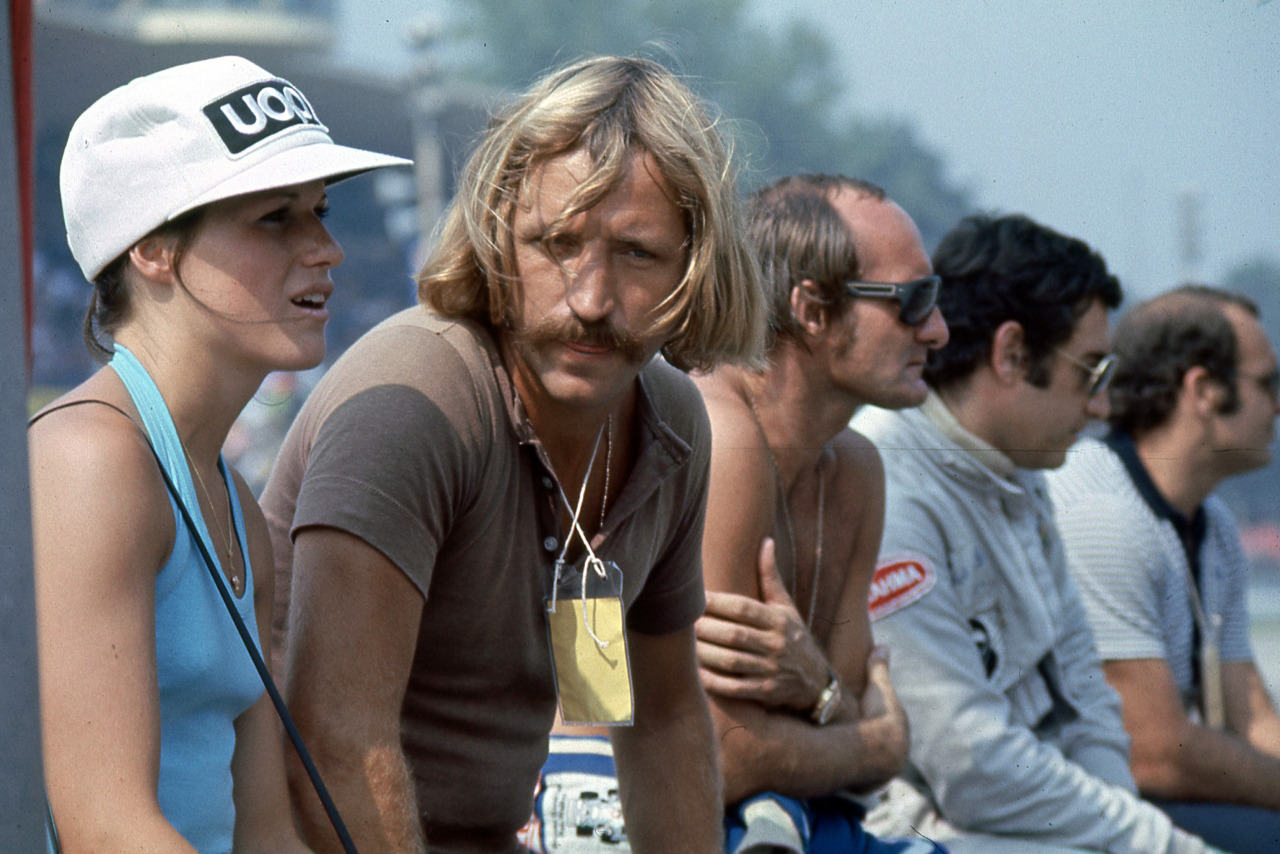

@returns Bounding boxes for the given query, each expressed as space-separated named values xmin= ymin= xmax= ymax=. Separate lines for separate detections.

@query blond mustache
xmin=513 ymin=316 xmax=648 ymax=363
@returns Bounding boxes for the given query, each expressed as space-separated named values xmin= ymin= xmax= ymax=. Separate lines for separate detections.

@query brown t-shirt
xmin=261 ymin=306 xmax=709 ymax=851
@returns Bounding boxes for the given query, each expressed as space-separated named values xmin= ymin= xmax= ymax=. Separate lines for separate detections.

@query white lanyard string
xmin=548 ymin=423 xmax=611 ymax=649
xmin=1182 ymin=558 xmax=1225 ymax=728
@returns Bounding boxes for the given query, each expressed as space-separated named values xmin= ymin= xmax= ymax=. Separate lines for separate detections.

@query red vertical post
xmin=0 ymin=2 xmax=43 ymax=850
xmin=9 ymin=0 xmax=30 ymax=371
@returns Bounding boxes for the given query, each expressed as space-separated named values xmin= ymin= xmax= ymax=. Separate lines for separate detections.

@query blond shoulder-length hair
xmin=416 ymin=54 xmax=764 ymax=371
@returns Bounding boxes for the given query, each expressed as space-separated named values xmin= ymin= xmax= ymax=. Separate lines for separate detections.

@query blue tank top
xmin=111 ymin=346 xmax=264 ymax=854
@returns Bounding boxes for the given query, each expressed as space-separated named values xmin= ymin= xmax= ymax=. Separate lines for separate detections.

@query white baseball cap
xmin=61 ymin=55 xmax=412 ymax=281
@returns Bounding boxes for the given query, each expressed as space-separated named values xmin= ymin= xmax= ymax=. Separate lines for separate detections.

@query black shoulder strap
xmin=29 ymin=396 xmax=137 ymax=428
xmin=31 ymin=399 xmax=360 ymax=854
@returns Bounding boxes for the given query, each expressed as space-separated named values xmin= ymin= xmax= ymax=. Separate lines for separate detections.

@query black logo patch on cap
xmin=203 ymin=78 xmax=325 ymax=155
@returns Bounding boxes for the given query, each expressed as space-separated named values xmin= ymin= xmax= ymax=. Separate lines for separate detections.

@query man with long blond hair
xmin=260 ymin=55 xmax=765 ymax=853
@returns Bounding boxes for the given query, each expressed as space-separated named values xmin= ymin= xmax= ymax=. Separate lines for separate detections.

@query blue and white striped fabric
xmin=1047 ymin=435 xmax=1253 ymax=709
xmin=520 ymin=735 xmax=946 ymax=853
xmin=725 ymin=792 xmax=946 ymax=854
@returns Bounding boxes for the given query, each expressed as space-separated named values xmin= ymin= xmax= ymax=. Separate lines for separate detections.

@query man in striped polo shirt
xmin=1048 ymin=285 xmax=1280 ymax=853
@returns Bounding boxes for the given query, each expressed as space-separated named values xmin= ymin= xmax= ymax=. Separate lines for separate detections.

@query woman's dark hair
xmin=1108 ymin=285 xmax=1258 ymax=437
xmin=83 ymin=207 xmax=206 ymax=362
xmin=924 ymin=213 xmax=1123 ymax=391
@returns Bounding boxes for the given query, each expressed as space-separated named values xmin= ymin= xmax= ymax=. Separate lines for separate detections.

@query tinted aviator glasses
xmin=1056 ymin=348 xmax=1116 ymax=397
xmin=843 ymin=275 xmax=941 ymax=326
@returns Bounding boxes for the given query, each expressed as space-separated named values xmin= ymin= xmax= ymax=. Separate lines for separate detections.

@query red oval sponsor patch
xmin=868 ymin=556 xmax=936 ymax=621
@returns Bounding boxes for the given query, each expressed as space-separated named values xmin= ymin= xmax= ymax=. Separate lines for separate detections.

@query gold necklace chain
xmin=182 ymin=444 xmax=242 ymax=596
xmin=601 ymin=415 xmax=612 ymax=531
xmin=744 ymin=384 xmax=824 ymax=629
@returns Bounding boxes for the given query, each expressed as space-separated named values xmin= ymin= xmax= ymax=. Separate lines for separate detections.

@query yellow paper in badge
xmin=546 ymin=597 xmax=633 ymax=725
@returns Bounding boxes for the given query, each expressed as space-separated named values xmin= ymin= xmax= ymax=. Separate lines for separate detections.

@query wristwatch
xmin=809 ymin=666 xmax=842 ymax=725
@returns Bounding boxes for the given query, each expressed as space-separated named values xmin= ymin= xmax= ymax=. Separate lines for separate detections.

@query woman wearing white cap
xmin=29 ymin=56 xmax=409 ymax=853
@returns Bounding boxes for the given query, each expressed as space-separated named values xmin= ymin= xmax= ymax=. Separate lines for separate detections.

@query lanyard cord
xmin=1182 ymin=554 xmax=1225 ymax=729
xmin=154 ymin=447 xmax=362 ymax=851
xmin=548 ymin=421 xmax=613 ymax=649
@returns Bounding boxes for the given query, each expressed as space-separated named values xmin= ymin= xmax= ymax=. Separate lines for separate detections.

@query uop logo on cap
xmin=203 ymin=79 xmax=326 ymax=156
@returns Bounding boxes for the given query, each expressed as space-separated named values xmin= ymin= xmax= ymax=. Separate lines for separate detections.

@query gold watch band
xmin=810 ymin=667 xmax=842 ymax=725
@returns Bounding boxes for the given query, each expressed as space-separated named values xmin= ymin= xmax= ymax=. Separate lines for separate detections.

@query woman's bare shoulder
xmin=29 ymin=372 xmax=175 ymax=571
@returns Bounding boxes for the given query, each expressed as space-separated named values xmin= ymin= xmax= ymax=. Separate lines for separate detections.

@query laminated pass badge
xmin=544 ymin=422 xmax=633 ymax=726
xmin=546 ymin=558 xmax=633 ymax=726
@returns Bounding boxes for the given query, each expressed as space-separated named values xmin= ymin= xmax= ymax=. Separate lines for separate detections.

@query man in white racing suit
xmin=853 ymin=213 xmax=1219 ymax=854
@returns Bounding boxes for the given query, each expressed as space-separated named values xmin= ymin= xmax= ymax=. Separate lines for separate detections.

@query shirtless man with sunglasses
xmin=691 ymin=174 xmax=949 ymax=851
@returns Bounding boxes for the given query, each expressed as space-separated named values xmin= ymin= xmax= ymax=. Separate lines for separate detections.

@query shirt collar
xmin=483 ymin=332 xmax=693 ymax=527
xmin=921 ymin=391 xmax=1020 ymax=481
xmin=1104 ymin=428 xmax=1206 ymax=544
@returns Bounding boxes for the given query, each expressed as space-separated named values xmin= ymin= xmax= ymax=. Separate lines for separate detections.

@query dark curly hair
xmin=924 ymin=213 xmax=1122 ymax=391
xmin=745 ymin=174 xmax=886 ymax=350
xmin=1108 ymin=284 xmax=1258 ymax=437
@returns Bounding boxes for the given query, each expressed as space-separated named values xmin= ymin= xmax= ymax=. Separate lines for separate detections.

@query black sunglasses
xmin=843 ymin=275 xmax=941 ymax=326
